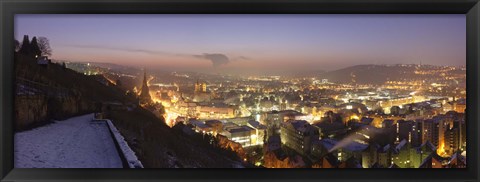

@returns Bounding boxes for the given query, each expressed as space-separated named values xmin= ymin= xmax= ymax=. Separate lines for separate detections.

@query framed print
xmin=1 ymin=0 xmax=479 ymax=181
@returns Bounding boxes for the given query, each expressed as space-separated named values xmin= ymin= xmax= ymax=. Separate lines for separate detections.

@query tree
xmin=30 ymin=36 xmax=42 ymax=57
xmin=14 ymin=39 xmax=20 ymax=52
xmin=19 ymin=35 xmax=31 ymax=55
xmin=37 ymin=37 xmax=52 ymax=56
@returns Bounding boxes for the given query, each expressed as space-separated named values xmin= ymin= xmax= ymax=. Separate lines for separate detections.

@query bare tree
xmin=14 ymin=39 xmax=20 ymax=52
xmin=37 ymin=37 xmax=52 ymax=56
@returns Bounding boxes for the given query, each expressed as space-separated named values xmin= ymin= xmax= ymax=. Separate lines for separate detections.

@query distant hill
xmin=319 ymin=64 xmax=447 ymax=85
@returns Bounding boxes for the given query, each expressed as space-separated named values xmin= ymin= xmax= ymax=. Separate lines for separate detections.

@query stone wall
xmin=15 ymin=95 xmax=48 ymax=130
xmin=15 ymin=95 xmax=95 ymax=131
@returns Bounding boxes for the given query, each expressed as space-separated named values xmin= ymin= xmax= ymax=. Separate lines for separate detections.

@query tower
xmin=139 ymin=69 xmax=152 ymax=105
xmin=194 ymin=79 xmax=200 ymax=92
xmin=201 ymin=82 xmax=207 ymax=92
xmin=194 ymin=79 xmax=207 ymax=93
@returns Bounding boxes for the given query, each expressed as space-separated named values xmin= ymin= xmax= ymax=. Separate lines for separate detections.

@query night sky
xmin=15 ymin=14 xmax=466 ymax=72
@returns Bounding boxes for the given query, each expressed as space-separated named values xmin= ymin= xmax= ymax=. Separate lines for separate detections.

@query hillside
xmin=14 ymin=53 xmax=138 ymax=130
xmin=109 ymin=108 xmax=244 ymax=168
xmin=318 ymin=64 xmax=461 ymax=85
xmin=15 ymin=53 xmax=244 ymax=168
xmin=16 ymin=54 xmax=132 ymax=103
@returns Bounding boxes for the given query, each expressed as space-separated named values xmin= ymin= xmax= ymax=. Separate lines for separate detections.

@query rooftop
xmin=320 ymin=138 xmax=368 ymax=152
xmin=226 ymin=125 xmax=254 ymax=133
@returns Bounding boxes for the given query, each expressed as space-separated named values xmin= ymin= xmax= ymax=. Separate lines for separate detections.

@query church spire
xmin=139 ymin=68 xmax=152 ymax=105
xmin=143 ymin=68 xmax=148 ymax=86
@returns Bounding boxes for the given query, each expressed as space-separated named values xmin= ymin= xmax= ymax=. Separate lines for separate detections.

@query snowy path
xmin=14 ymin=113 xmax=123 ymax=168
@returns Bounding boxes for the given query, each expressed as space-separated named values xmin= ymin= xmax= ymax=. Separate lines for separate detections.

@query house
xmin=36 ymin=56 xmax=50 ymax=66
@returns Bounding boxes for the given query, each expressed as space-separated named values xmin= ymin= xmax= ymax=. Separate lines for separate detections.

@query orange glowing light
xmin=437 ymin=141 xmax=447 ymax=157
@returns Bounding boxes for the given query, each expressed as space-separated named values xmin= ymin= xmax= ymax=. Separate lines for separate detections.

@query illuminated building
xmin=313 ymin=121 xmax=347 ymax=139
xmin=444 ymin=126 xmax=460 ymax=155
xmin=310 ymin=140 xmax=327 ymax=160
xmin=459 ymin=119 xmax=466 ymax=150
xmin=192 ymin=80 xmax=211 ymax=102
xmin=419 ymin=152 xmax=448 ymax=168
xmin=193 ymin=92 xmax=212 ymax=102
xmin=377 ymin=96 xmax=416 ymax=114
xmin=338 ymin=102 xmax=368 ymax=114
xmin=361 ymin=144 xmax=378 ymax=168
xmin=377 ymin=144 xmax=392 ymax=168
xmin=224 ymin=117 xmax=251 ymax=126
xmin=421 ymin=119 xmax=439 ymax=147
xmin=318 ymin=105 xmax=339 ymax=116
xmin=261 ymin=110 xmax=301 ymax=138
xmin=222 ymin=125 xmax=255 ymax=147
xmin=263 ymin=150 xmax=306 ymax=168
xmin=448 ymin=151 xmax=466 ymax=168
xmin=197 ymin=105 xmax=235 ymax=119
xmin=280 ymin=120 xmax=319 ymax=156
xmin=420 ymin=116 xmax=451 ymax=155
xmin=410 ymin=141 xmax=436 ymax=168
xmin=312 ymin=153 xmax=341 ymax=168
xmin=280 ymin=99 xmax=287 ymax=110
xmin=188 ymin=120 xmax=213 ymax=134
xmin=397 ymin=120 xmax=413 ymax=143
xmin=175 ymin=101 xmax=197 ymax=117
xmin=362 ymin=144 xmax=391 ymax=168
xmin=205 ymin=120 xmax=224 ymax=135
xmin=391 ymin=139 xmax=412 ymax=168
xmin=194 ymin=79 xmax=207 ymax=93
xmin=382 ymin=119 xmax=397 ymax=143
xmin=411 ymin=121 xmax=423 ymax=147
xmin=453 ymin=98 xmax=466 ymax=113
xmin=247 ymin=120 xmax=267 ymax=145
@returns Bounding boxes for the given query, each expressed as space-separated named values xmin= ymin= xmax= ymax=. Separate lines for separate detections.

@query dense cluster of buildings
xmin=123 ymin=64 xmax=466 ymax=168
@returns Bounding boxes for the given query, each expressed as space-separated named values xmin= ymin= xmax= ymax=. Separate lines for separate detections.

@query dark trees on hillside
xmin=19 ymin=35 xmax=31 ymax=55
xmin=30 ymin=37 xmax=42 ymax=57
xmin=37 ymin=37 xmax=52 ymax=56
xmin=18 ymin=35 xmax=52 ymax=57
xmin=14 ymin=39 xmax=20 ymax=52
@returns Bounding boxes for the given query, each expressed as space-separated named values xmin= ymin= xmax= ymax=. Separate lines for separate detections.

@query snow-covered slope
xmin=14 ymin=113 xmax=123 ymax=168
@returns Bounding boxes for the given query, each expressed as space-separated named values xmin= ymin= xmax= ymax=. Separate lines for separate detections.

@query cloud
xmin=66 ymin=44 xmax=250 ymax=68
xmin=233 ymin=56 xmax=250 ymax=61
xmin=194 ymin=53 xmax=230 ymax=68
xmin=66 ymin=44 xmax=183 ymax=56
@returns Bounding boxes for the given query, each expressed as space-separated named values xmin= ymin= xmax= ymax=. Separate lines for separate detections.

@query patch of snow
xmin=15 ymin=113 xmax=123 ymax=168
xmin=106 ymin=119 xmax=144 ymax=168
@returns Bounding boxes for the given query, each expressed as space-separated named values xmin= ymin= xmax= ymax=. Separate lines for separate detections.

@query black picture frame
xmin=1 ymin=0 xmax=479 ymax=181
